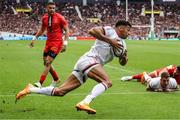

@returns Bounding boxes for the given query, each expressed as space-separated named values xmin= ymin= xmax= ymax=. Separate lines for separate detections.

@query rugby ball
xmin=113 ymin=40 xmax=126 ymax=58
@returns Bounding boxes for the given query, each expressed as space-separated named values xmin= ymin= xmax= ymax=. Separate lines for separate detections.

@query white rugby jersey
xmin=149 ymin=77 xmax=178 ymax=89
xmin=84 ymin=26 xmax=126 ymax=65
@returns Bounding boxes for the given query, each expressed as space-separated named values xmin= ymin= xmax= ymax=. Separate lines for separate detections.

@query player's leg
xmin=40 ymin=55 xmax=54 ymax=84
xmin=49 ymin=65 xmax=60 ymax=87
xmin=122 ymin=68 xmax=163 ymax=81
xmin=16 ymin=74 xmax=81 ymax=101
xmin=34 ymin=45 xmax=60 ymax=87
xmin=53 ymin=74 xmax=81 ymax=96
xmin=48 ymin=46 xmax=62 ymax=86
xmin=141 ymin=72 xmax=152 ymax=84
xmin=76 ymin=64 xmax=112 ymax=114
xmin=49 ymin=65 xmax=59 ymax=81
xmin=43 ymin=56 xmax=60 ymax=86
xmin=43 ymin=56 xmax=60 ymax=82
xmin=121 ymin=68 xmax=166 ymax=82
xmin=121 ymin=73 xmax=143 ymax=81
xmin=81 ymin=65 xmax=111 ymax=103
xmin=34 ymin=54 xmax=55 ymax=87
xmin=148 ymin=67 xmax=168 ymax=78
xmin=16 ymin=52 xmax=82 ymax=100
xmin=148 ymin=71 xmax=158 ymax=78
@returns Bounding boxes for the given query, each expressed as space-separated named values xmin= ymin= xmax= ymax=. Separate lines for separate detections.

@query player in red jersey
xmin=29 ymin=2 xmax=69 ymax=87
xmin=121 ymin=65 xmax=180 ymax=84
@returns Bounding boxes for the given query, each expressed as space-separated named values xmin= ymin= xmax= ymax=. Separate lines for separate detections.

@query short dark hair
xmin=115 ymin=20 xmax=132 ymax=28
xmin=177 ymin=65 xmax=180 ymax=71
xmin=161 ymin=72 xmax=170 ymax=78
xmin=47 ymin=2 xmax=55 ymax=6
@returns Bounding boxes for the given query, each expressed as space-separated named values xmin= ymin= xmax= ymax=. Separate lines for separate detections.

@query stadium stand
xmin=0 ymin=0 xmax=179 ymax=39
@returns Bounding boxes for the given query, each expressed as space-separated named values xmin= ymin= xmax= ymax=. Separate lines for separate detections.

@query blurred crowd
xmin=0 ymin=1 xmax=179 ymax=39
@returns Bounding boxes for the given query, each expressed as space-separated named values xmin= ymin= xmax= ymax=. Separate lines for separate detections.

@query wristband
xmin=63 ymin=41 xmax=68 ymax=45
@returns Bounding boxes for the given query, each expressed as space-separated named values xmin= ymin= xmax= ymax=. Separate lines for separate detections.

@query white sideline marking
xmin=1 ymin=119 xmax=177 ymax=120
xmin=0 ymin=92 xmax=178 ymax=97
xmin=1 ymin=119 xmax=178 ymax=120
xmin=105 ymin=65 xmax=135 ymax=73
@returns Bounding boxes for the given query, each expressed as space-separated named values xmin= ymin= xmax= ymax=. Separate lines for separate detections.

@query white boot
xmin=121 ymin=76 xmax=133 ymax=81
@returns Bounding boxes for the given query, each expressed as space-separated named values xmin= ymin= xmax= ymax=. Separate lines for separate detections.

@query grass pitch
xmin=0 ymin=40 xmax=180 ymax=119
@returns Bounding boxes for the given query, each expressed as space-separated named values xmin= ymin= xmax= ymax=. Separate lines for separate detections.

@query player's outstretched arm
xmin=146 ymin=83 xmax=163 ymax=92
xmin=164 ymin=86 xmax=179 ymax=92
xmin=146 ymin=87 xmax=163 ymax=92
xmin=29 ymin=25 xmax=46 ymax=48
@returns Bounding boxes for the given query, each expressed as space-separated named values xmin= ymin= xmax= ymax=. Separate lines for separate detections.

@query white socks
xmin=82 ymin=83 xmax=108 ymax=104
xmin=30 ymin=86 xmax=54 ymax=96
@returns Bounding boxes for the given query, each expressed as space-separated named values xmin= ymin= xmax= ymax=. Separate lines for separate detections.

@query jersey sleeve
xmin=148 ymin=78 xmax=160 ymax=89
xmin=169 ymin=78 xmax=178 ymax=89
xmin=59 ymin=15 xmax=68 ymax=27
xmin=103 ymin=26 xmax=114 ymax=37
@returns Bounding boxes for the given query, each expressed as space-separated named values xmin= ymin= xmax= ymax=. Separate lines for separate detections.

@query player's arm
xmin=29 ymin=24 xmax=46 ymax=48
xmin=146 ymin=86 xmax=163 ymax=92
xmin=146 ymin=83 xmax=163 ymax=92
xmin=146 ymin=85 xmax=156 ymax=92
xmin=61 ymin=24 xmax=69 ymax=53
xmin=164 ymin=85 xmax=179 ymax=92
xmin=119 ymin=49 xmax=128 ymax=66
xmin=63 ymin=25 xmax=69 ymax=43
xmin=164 ymin=88 xmax=178 ymax=92
xmin=88 ymin=27 xmax=122 ymax=49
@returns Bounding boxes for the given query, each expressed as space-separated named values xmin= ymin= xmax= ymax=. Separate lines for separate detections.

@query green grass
xmin=0 ymin=40 xmax=180 ymax=119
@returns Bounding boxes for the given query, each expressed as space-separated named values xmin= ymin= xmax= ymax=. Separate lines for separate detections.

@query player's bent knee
xmin=45 ymin=60 xmax=52 ymax=67
xmin=103 ymin=81 xmax=112 ymax=88
xmin=53 ymin=89 xmax=67 ymax=96
xmin=107 ymin=82 xmax=112 ymax=88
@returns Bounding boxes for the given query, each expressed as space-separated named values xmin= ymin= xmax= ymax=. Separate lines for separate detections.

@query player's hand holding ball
xmin=119 ymin=49 xmax=128 ymax=66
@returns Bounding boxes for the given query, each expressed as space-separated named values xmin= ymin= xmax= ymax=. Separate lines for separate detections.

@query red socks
xmin=40 ymin=74 xmax=46 ymax=84
xmin=132 ymin=73 xmax=143 ymax=79
xmin=50 ymin=70 xmax=59 ymax=81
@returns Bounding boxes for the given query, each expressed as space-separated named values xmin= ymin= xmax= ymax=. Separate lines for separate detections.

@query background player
xmin=121 ymin=65 xmax=180 ymax=84
xmin=142 ymin=72 xmax=179 ymax=92
xmin=29 ymin=2 xmax=69 ymax=87
xmin=16 ymin=20 xmax=131 ymax=114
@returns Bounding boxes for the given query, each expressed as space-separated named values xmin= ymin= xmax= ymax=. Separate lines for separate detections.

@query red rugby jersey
xmin=42 ymin=12 xmax=68 ymax=42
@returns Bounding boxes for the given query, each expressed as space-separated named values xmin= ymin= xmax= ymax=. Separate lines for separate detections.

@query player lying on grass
xmin=142 ymin=72 xmax=179 ymax=92
xmin=16 ymin=20 xmax=131 ymax=114
xmin=121 ymin=65 xmax=180 ymax=84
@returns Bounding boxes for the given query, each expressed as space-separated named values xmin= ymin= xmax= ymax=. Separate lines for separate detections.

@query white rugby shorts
xmin=72 ymin=55 xmax=100 ymax=84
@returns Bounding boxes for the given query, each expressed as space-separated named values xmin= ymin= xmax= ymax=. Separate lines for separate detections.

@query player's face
xmin=116 ymin=26 xmax=131 ymax=39
xmin=160 ymin=77 xmax=169 ymax=89
xmin=47 ymin=4 xmax=56 ymax=14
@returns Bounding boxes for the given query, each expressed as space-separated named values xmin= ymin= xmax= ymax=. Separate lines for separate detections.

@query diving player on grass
xmin=142 ymin=72 xmax=178 ymax=92
xmin=121 ymin=65 xmax=180 ymax=84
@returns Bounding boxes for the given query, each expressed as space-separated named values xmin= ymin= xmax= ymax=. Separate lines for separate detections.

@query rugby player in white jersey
xmin=16 ymin=20 xmax=131 ymax=114
xmin=142 ymin=72 xmax=178 ymax=92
